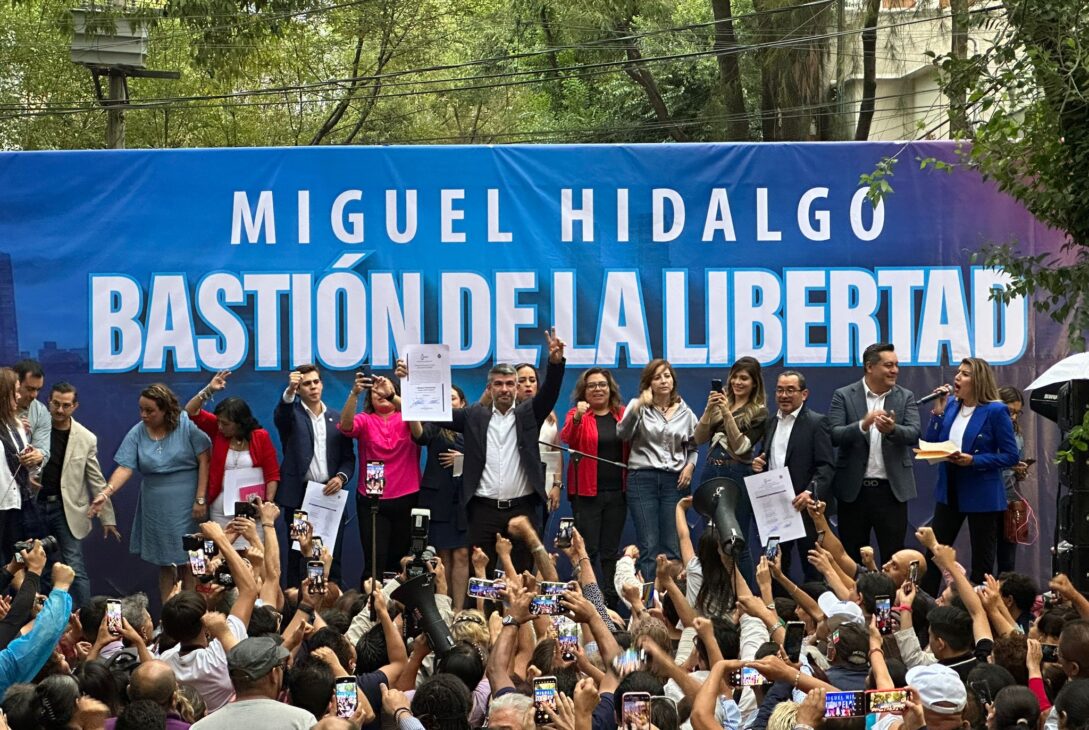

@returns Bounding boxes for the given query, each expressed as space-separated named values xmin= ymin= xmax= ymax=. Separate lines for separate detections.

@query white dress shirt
xmin=282 ymin=389 xmax=329 ymax=483
xmin=0 ymin=423 xmax=26 ymax=511
xmin=861 ymin=380 xmax=890 ymax=479
xmin=477 ymin=405 xmax=532 ymax=500
xmin=769 ymin=409 xmax=798 ymax=471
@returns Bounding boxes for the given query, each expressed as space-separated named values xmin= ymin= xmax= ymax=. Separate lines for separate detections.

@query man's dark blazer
xmin=444 ymin=358 xmax=565 ymax=509
xmin=273 ymin=399 xmax=356 ymax=510
xmin=828 ymin=381 xmax=921 ymax=504
xmin=762 ymin=404 xmax=835 ymax=501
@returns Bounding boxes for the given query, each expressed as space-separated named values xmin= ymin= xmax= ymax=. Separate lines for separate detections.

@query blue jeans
xmin=627 ymin=469 xmax=687 ymax=580
xmin=698 ymin=445 xmax=757 ymax=590
xmin=38 ymin=499 xmax=90 ymax=609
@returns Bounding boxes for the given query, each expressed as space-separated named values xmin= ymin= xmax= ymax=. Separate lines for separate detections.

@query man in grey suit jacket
xmin=828 ymin=343 xmax=920 ymax=565
xmin=36 ymin=382 xmax=119 ymax=608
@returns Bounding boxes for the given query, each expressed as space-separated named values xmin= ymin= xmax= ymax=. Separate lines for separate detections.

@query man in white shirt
xmin=753 ymin=371 xmax=834 ymax=582
xmin=827 ymin=343 xmax=921 ymax=564
xmin=159 ymin=521 xmax=259 ymax=713
xmin=273 ymin=364 xmax=355 ymax=586
xmin=439 ymin=330 xmax=566 ymax=573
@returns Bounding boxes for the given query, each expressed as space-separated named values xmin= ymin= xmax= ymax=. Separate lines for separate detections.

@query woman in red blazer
xmin=184 ymin=372 xmax=280 ymax=539
xmin=560 ymin=367 xmax=628 ymax=607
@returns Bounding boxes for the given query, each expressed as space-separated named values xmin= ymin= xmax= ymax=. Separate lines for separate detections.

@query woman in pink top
xmin=339 ymin=372 xmax=421 ymax=580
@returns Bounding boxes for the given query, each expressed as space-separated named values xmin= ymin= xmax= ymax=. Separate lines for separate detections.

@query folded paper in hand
xmin=913 ymin=440 xmax=959 ymax=464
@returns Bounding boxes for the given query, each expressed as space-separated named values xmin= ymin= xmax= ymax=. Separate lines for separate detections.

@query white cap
xmin=817 ymin=591 xmax=865 ymax=628
xmin=906 ymin=665 xmax=967 ymax=714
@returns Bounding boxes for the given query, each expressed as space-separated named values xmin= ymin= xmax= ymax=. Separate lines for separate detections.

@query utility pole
xmin=69 ymin=6 xmax=178 ymax=149
xmin=106 ymin=72 xmax=126 ymax=149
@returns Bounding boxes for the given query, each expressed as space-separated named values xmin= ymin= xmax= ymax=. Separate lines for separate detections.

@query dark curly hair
xmin=411 ymin=674 xmax=471 ymax=730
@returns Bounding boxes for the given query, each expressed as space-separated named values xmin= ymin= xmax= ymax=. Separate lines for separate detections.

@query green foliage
xmin=1056 ymin=409 xmax=1089 ymax=464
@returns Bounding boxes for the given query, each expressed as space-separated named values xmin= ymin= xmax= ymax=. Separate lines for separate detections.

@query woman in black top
xmin=414 ymin=384 xmax=469 ymax=609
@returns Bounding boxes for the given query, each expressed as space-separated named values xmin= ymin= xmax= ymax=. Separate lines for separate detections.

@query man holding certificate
xmin=752 ymin=370 xmax=834 ymax=582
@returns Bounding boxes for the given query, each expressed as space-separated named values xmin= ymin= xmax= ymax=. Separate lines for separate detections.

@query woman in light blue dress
xmin=89 ymin=384 xmax=210 ymax=604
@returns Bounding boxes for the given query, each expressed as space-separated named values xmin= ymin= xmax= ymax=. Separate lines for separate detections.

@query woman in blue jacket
xmin=923 ymin=357 xmax=1019 ymax=593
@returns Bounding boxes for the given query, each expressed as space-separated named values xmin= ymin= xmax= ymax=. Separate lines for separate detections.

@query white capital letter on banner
xmin=386 ymin=190 xmax=418 ymax=244
xmin=231 ymin=191 xmax=276 ymax=244
xmin=828 ymin=269 xmax=879 ymax=365
xmin=561 ymin=189 xmax=594 ymax=242
xmin=877 ymin=268 xmax=925 ymax=363
xmin=143 ymin=275 xmax=198 ymax=371
xmin=551 ymin=271 xmax=597 ymax=365
xmin=596 ymin=271 xmax=650 ymax=365
xmin=196 ymin=273 xmax=247 ymax=370
xmin=663 ymin=270 xmax=707 ymax=364
xmin=488 ymin=189 xmax=513 ymax=243
xmin=917 ymin=269 xmax=971 ymax=364
xmin=797 ymin=187 xmax=830 ymax=241
xmin=316 ymin=272 xmax=367 ymax=369
xmin=495 ymin=272 xmax=539 ymax=364
xmin=784 ymin=270 xmax=828 ymax=365
xmin=653 ymin=189 xmax=685 ymax=242
xmin=850 ymin=187 xmax=884 ymax=241
xmin=441 ymin=190 xmax=466 ymax=243
xmin=441 ymin=273 xmax=492 ymax=366
xmin=331 ymin=190 xmax=364 ymax=244
xmin=733 ymin=270 xmax=783 ymax=364
xmin=91 ymin=275 xmax=143 ymax=372
xmin=702 ymin=189 xmax=737 ymax=242
xmin=371 ymin=272 xmax=422 ymax=367
xmin=972 ymin=268 xmax=1027 ymax=364
xmin=244 ymin=273 xmax=292 ymax=370
xmin=756 ymin=188 xmax=782 ymax=242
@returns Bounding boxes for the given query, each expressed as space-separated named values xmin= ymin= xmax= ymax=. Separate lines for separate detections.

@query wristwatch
xmin=502 ymin=615 xmax=519 ymax=627
xmin=194 ymin=497 xmax=207 ymax=505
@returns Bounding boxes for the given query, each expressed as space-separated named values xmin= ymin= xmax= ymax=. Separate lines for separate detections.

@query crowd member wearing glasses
xmin=752 ymin=370 xmax=834 ymax=581
xmin=617 ymin=358 xmax=698 ymax=582
xmin=32 ymin=382 xmax=121 ymax=608
xmin=560 ymin=368 xmax=628 ymax=606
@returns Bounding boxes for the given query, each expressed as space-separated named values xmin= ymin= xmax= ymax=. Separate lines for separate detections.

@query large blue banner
xmin=0 ymin=142 xmax=1067 ymax=595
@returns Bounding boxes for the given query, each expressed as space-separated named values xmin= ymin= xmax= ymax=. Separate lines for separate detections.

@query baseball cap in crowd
xmin=817 ymin=592 xmax=865 ymax=629
xmin=227 ymin=636 xmax=290 ymax=680
xmin=906 ymin=665 xmax=967 ymax=714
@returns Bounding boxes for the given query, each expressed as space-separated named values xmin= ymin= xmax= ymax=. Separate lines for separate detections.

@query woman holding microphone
xmin=922 ymin=357 xmax=1019 ymax=594
xmin=617 ymin=358 xmax=698 ymax=581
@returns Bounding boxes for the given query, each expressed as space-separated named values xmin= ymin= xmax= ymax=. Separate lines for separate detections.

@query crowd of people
xmin=0 ymin=334 xmax=1079 ymax=730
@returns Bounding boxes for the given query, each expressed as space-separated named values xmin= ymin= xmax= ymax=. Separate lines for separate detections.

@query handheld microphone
xmin=917 ymin=386 xmax=951 ymax=406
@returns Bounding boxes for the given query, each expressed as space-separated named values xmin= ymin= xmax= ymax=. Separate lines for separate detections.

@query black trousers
xmin=838 ymin=479 xmax=908 ymax=566
xmin=357 ymin=491 xmax=419 ymax=581
xmin=922 ymin=499 xmax=1002 ymax=595
xmin=468 ymin=496 xmax=542 ymax=576
xmin=573 ymin=490 xmax=627 ymax=605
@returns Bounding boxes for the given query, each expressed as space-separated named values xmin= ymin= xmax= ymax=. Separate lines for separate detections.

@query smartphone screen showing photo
xmin=365 ymin=461 xmax=386 ymax=498
xmin=765 ymin=536 xmax=780 ymax=561
xmin=556 ymin=518 xmax=575 ymax=548
xmin=291 ymin=510 xmax=308 ymax=539
xmin=106 ymin=599 xmax=122 ymax=636
xmin=868 ymin=689 xmax=909 ymax=714
xmin=188 ymin=549 xmax=207 ymax=577
xmin=825 ymin=691 xmax=866 ymax=718
xmin=307 ymin=560 xmax=326 ymax=594
xmin=335 ymin=677 xmax=357 ymax=718
xmin=621 ymin=692 xmax=651 ymax=730
xmin=530 ymin=595 xmax=560 ymax=616
xmin=534 ymin=676 xmax=558 ymax=725
xmin=876 ymin=596 xmax=893 ymax=635
xmin=467 ymin=577 xmax=502 ymax=600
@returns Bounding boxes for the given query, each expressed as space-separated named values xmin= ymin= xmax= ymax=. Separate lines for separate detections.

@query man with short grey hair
xmin=487 ymin=692 xmax=533 ymax=730
xmin=417 ymin=330 xmax=566 ymax=574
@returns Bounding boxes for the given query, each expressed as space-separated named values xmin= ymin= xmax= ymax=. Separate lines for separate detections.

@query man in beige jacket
xmin=36 ymin=382 xmax=118 ymax=607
